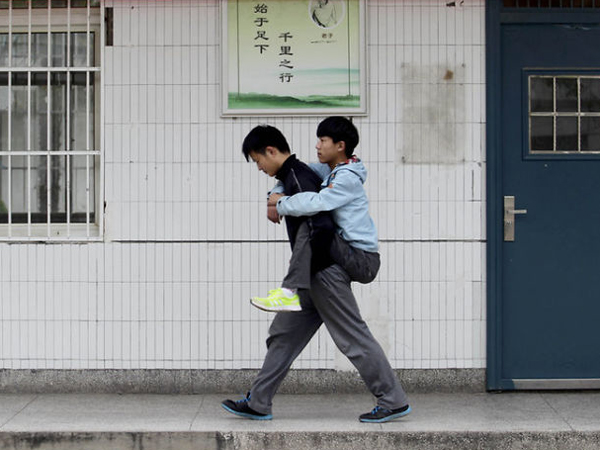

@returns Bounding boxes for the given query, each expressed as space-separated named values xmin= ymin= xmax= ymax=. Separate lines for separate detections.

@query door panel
xmin=501 ymin=23 xmax=600 ymax=385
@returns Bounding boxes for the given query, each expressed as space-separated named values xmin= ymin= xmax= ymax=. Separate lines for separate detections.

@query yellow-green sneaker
xmin=251 ymin=288 xmax=301 ymax=312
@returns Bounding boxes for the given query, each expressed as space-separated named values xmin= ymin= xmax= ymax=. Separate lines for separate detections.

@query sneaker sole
xmin=221 ymin=403 xmax=273 ymax=420
xmin=359 ymin=405 xmax=412 ymax=423
xmin=250 ymin=298 xmax=302 ymax=313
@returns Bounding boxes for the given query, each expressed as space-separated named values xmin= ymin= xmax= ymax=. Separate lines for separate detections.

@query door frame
xmin=485 ymin=1 xmax=600 ymax=391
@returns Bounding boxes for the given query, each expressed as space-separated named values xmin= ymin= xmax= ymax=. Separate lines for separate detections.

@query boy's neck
xmin=274 ymin=153 xmax=295 ymax=179
xmin=278 ymin=153 xmax=293 ymax=170
xmin=272 ymin=151 xmax=291 ymax=166
xmin=328 ymin=154 xmax=348 ymax=170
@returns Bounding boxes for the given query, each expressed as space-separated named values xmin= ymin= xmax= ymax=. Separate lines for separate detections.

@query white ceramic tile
xmin=0 ymin=0 xmax=489 ymax=370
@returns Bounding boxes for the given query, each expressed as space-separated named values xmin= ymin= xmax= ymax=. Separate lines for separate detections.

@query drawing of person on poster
xmin=310 ymin=0 xmax=342 ymax=29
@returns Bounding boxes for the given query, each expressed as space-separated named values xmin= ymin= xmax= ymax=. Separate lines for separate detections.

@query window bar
xmin=27 ymin=0 xmax=32 ymax=237
xmin=66 ymin=0 xmax=72 ymax=237
xmin=8 ymin=0 xmax=13 ymax=237
xmin=86 ymin=0 xmax=91 ymax=237
xmin=577 ymin=77 xmax=581 ymax=152
xmin=528 ymin=76 xmax=532 ymax=151
xmin=46 ymin=0 xmax=52 ymax=237
xmin=553 ymin=77 xmax=557 ymax=152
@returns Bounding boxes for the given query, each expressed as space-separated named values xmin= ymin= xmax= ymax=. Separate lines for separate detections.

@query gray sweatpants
xmin=249 ymin=263 xmax=409 ymax=415
xmin=283 ymin=224 xmax=381 ymax=290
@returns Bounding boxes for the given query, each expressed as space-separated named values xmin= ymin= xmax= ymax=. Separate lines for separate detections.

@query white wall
xmin=0 ymin=0 xmax=486 ymax=371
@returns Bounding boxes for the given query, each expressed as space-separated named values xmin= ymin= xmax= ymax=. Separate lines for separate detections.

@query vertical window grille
xmin=0 ymin=0 xmax=101 ymax=240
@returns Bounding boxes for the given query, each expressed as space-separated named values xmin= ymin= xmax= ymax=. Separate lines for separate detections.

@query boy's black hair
xmin=316 ymin=116 xmax=359 ymax=158
xmin=242 ymin=124 xmax=291 ymax=161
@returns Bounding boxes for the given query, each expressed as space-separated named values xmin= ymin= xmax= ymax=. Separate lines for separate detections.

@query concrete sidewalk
xmin=0 ymin=392 xmax=599 ymax=449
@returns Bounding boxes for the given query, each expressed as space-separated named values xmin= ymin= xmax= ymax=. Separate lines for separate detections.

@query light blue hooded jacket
xmin=275 ymin=157 xmax=378 ymax=252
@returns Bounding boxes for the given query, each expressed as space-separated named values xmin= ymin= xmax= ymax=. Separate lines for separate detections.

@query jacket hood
xmin=333 ymin=156 xmax=367 ymax=183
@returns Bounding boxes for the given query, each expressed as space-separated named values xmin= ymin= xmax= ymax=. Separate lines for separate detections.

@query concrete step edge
xmin=2 ymin=430 xmax=600 ymax=450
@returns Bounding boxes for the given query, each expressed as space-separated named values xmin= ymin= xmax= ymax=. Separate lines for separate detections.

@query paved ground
xmin=0 ymin=392 xmax=599 ymax=449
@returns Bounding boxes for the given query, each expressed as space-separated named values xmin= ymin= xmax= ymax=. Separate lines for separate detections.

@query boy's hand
xmin=267 ymin=204 xmax=281 ymax=224
xmin=267 ymin=193 xmax=284 ymax=206
xmin=267 ymin=193 xmax=284 ymax=224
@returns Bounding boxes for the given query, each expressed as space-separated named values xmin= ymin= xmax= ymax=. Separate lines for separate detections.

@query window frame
xmin=522 ymin=68 xmax=600 ymax=161
xmin=0 ymin=4 xmax=103 ymax=242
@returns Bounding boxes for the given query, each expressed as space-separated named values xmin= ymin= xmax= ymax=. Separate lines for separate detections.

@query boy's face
xmin=316 ymin=136 xmax=345 ymax=167
xmin=249 ymin=148 xmax=281 ymax=177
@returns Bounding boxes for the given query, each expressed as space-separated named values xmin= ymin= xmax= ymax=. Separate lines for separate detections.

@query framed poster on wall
xmin=221 ymin=0 xmax=367 ymax=116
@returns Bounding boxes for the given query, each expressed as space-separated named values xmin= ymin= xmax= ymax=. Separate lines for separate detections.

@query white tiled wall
xmin=0 ymin=0 xmax=486 ymax=370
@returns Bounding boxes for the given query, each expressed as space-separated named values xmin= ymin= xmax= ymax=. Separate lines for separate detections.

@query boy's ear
xmin=337 ymin=141 xmax=346 ymax=153
xmin=265 ymin=146 xmax=278 ymax=157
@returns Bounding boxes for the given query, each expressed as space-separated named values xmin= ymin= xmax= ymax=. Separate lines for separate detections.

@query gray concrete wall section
xmin=0 ymin=369 xmax=485 ymax=394
xmin=0 ymin=433 xmax=219 ymax=450
xmin=1 ymin=392 xmax=600 ymax=450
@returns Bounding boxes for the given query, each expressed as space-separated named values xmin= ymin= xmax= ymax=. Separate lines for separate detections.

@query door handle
xmin=508 ymin=209 xmax=528 ymax=215
xmin=504 ymin=196 xmax=527 ymax=242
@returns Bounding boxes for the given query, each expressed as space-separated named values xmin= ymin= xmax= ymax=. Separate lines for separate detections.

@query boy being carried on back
xmin=242 ymin=124 xmax=336 ymax=312
xmin=252 ymin=116 xmax=381 ymax=312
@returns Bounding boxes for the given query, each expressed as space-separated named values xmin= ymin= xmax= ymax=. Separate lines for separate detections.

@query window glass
xmin=530 ymin=77 xmax=553 ymax=113
xmin=531 ymin=116 xmax=553 ymax=151
xmin=581 ymin=117 xmax=600 ymax=151
xmin=556 ymin=117 xmax=578 ymax=151
xmin=556 ymin=78 xmax=578 ymax=113
xmin=581 ymin=78 xmax=600 ymax=112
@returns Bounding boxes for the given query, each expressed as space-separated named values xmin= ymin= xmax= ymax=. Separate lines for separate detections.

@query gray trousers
xmin=249 ymin=263 xmax=409 ymax=415
xmin=283 ymin=223 xmax=381 ymax=290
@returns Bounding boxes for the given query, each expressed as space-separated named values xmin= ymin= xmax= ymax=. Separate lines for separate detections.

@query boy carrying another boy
xmin=222 ymin=118 xmax=411 ymax=423
xmin=251 ymin=116 xmax=381 ymax=313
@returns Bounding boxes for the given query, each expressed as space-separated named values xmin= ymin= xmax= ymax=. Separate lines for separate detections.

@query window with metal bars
xmin=0 ymin=0 xmax=101 ymax=240
xmin=529 ymin=75 xmax=600 ymax=153
xmin=503 ymin=0 xmax=600 ymax=7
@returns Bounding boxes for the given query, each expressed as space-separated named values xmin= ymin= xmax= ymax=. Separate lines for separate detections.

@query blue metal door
xmin=498 ymin=22 xmax=600 ymax=388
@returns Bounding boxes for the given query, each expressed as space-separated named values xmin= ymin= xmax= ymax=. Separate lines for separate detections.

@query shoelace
xmin=370 ymin=406 xmax=389 ymax=415
xmin=236 ymin=393 xmax=251 ymax=405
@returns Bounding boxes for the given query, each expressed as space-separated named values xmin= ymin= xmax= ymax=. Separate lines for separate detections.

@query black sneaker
xmin=359 ymin=404 xmax=412 ymax=423
xmin=221 ymin=392 xmax=273 ymax=420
